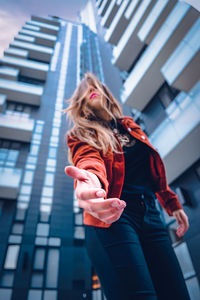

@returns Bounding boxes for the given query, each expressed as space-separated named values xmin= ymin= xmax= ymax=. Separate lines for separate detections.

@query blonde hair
xmin=62 ymin=71 xmax=123 ymax=163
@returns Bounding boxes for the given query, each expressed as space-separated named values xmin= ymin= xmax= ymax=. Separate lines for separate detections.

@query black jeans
xmin=84 ymin=186 xmax=190 ymax=300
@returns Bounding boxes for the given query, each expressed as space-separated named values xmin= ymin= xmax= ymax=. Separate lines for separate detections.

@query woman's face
xmin=85 ymin=83 xmax=112 ymax=122
xmin=85 ymin=84 xmax=101 ymax=103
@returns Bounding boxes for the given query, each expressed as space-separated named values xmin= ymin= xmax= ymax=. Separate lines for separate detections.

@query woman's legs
xmin=85 ymin=218 xmax=158 ymax=300
xmin=140 ymin=203 xmax=191 ymax=300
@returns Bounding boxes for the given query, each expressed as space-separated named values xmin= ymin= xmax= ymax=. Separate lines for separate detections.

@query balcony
xmin=9 ymin=41 xmax=53 ymax=63
xmin=161 ymin=18 xmax=200 ymax=93
xmin=0 ymin=79 xmax=43 ymax=106
xmin=26 ymin=20 xmax=59 ymax=36
xmin=0 ymin=167 xmax=22 ymax=200
xmin=4 ymin=48 xmax=28 ymax=59
xmin=137 ymin=0 xmax=177 ymax=45
xmin=112 ymin=0 xmax=155 ymax=71
xmin=120 ymin=3 xmax=199 ymax=111
xmin=31 ymin=15 xmax=60 ymax=27
xmin=0 ymin=112 xmax=35 ymax=142
xmin=23 ymin=24 xmax=40 ymax=32
xmin=18 ymin=29 xmax=57 ymax=48
xmin=98 ymin=0 xmax=112 ymax=17
xmin=101 ymin=0 xmax=120 ymax=28
xmin=1 ymin=56 xmax=49 ymax=81
xmin=149 ymin=81 xmax=200 ymax=184
xmin=104 ymin=0 xmax=133 ymax=45
xmin=0 ymin=94 xmax=6 ymax=112
xmin=14 ymin=35 xmax=36 ymax=44
xmin=0 ymin=67 xmax=19 ymax=81
xmin=96 ymin=0 xmax=104 ymax=8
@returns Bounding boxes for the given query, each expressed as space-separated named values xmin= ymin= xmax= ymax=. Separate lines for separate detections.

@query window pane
xmin=45 ymin=249 xmax=59 ymax=288
xmin=28 ymin=290 xmax=42 ymax=300
xmin=0 ymin=289 xmax=12 ymax=300
xmin=174 ymin=242 xmax=195 ymax=279
xmin=43 ymin=290 xmax=57 ymax=300
xmin=48 ymin=238 xmax=61 ymax=247
xmin=12 ymin=223 xmax=24 ymax=234
xmin=44 ymin=173 xmax=54 ymax=186
xmin=31 ymin=273 xmax=43 ymax=288
xmin=0 ymin=271 xmax=14 ymax=287
xmin=23 ymin=170 xmax=34 ymax=184
xmin=42 ymin=187 xmax=53 ymax=197
xmin=33 ymin=248 xmax=45 ymax=270
xmin=48 ymin=147 xmax=57 ymax=158
xmin=15 ymin=207 xmax=26 ymax=220
xmin=20 ymin=184 xmax=32 ymax=195
xmin=36 ymin=223 xmax=49 ymax=237
xmin=8 ymin=235 xmax=22 ymax=244
xmin=35 ymin=237 xmax=48 ymax=246
xmin=74 ymin=226 xmax=85 ymax=240
xmin=4 ymin=245 xmax=20 ymax=269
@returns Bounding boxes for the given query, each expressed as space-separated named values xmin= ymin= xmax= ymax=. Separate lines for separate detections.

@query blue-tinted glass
xmin=45 ymin=249 xmax=59 ymax=288
xmin=48 ymin=147 xmax=57 ymax=158
xmin=7 ymin=150 xmax=18 ymax=162
xmin=31 ymin=273 xmax=43 ymax=288
xmin=30 ymin=145 xmax=39 ymax=156
xmin=23 ymin=170 xmax=34 ymax=184
xmin=36 ymin=223 xmax=49 ymax=237
xmin=43 ymin=290 xmax=57 ymax=300
xmin=33 ymin=248 xmax=45 ymax=270
xmin=4 ymin=245 xmax=20 ymax=269
xmin=0 ymin=271 xmax=14 ymax=287
xmin=12 ymin=223 xmax=24 ymax=234
xmin=35 ymin=124 xmax=43 ymax=133
xmin=0 ymin=289 xmax=12 ymax=300
xmin=44 ymin=173 xmax=54 ymax=186
xmin=28 ymin=290 xmax=42 ymax=300
xmin=8 ymin=235 xmax=22 ymax=244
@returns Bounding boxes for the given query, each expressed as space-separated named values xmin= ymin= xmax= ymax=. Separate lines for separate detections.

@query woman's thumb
xmin=65 ymin=166 xmax=88 ymax=181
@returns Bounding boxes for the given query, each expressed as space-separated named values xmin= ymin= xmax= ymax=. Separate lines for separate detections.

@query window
xmin=45 ymin=249 xmax=59 ymax=288
xmin=12 ymin=223 xmax=24 ymax=234
xmin=31 ymin=273 xmax=43 ymax=288
xmin=36 ymin=223 xmax=49 ymax=237
xmin=4 ymin=245 xmax=20 ymax=269
xmin=44 ymin=173 xmax=54 ymax=186
xmin=0 ymin=271 xmax=14 ymax=287
xmin=0 ymin=289 xmax=12 ymax=300
xmin=33 ymin=248 xmax=45 ymax=270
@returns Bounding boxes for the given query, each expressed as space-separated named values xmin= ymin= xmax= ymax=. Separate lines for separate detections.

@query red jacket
xmin=67 ymin=116 xmax=183 ymax=228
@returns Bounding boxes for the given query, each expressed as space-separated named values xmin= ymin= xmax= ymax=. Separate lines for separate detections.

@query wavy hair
xmin=62 ymin=71 xmax=123 ymax=163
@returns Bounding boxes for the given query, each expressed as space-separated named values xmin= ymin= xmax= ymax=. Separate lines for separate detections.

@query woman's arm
xmin=66 ymin=136 xmax=126 ymax=224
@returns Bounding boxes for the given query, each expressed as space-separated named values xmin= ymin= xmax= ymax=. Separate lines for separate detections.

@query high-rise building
xmin=0 ymin=11 xmax=112 ymax=300
xmin=0 ymin=0 xmax=200 ymax=299
xmin=96 ymin=0 xmax=200 ymax=299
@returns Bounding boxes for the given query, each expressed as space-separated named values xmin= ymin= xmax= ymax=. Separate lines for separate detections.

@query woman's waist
xmin=120 ymin=183 xmax=156 ymax=202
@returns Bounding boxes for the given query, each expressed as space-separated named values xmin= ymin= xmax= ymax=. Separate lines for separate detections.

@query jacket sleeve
xmin=155 ymin=185 xmax=183 ymax=216
xmin=67 ymin=135 xmax=109 ymax=196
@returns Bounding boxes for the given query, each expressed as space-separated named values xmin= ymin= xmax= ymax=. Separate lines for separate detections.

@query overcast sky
xmin=0 ymin=0 xmax=88 ymax=58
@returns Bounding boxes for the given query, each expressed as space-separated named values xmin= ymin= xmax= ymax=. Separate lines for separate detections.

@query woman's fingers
xmin=65 ymin=166 xmax=88 ymax=182
xmin=78 ymin=198 xmax=126 ymax=213
xmin=79 ymin=200 xmax=125 ymax=224
xmin=173 ymin=209 xmax=189 ymax=237
xmin=76 ymin=188 xmax=106 ymax=201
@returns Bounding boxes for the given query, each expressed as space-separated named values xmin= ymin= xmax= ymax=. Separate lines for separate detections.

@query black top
xmin=108 ymin=119 xmax=155 ymax=195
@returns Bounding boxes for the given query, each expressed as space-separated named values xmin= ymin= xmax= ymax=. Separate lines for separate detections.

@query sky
xmin=0 ymin=0 xmax=88 ymax=58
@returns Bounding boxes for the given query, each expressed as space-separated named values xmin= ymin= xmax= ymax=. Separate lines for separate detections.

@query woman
xmin=64 ymin=72 xmax=190 ymax=300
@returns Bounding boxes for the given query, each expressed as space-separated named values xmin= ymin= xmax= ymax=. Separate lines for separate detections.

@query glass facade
xmin=149 ymin=80 xmax=200 ymax=157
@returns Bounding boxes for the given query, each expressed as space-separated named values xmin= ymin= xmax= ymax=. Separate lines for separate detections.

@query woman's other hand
xmin=65 ymin=166 xmax=126 ymax=224
xmin=172 ymin=209 xmax=189 ymax=237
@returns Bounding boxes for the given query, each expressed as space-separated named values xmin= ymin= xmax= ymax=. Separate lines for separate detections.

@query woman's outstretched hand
xmin=65 ymin=165 xmax=126 ymax=224
xmin=172 ymin=209 xmax=189 ymax=237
